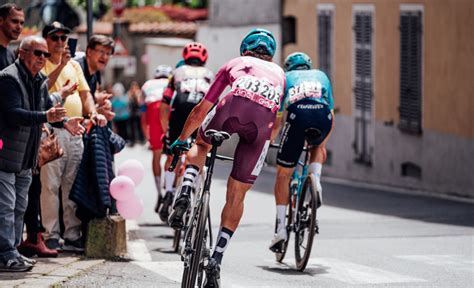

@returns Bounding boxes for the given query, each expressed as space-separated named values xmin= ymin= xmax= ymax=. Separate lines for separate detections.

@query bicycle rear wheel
xmin=294 ymin=176 xmax=318 ymax=271
xmin=275 ymin=184 xmax=294 ymax=263
xmin=181 ymin=192 xmax=210 ymax=288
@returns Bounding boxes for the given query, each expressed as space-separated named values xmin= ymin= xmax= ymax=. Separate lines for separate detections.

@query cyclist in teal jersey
xmin=270 ymin=52 xmax=334 ymax=252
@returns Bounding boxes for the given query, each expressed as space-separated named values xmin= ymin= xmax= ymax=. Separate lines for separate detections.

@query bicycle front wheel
xmin=294 ymin=175 xmax=318 ymax=271
xmin=181 ymin=192 xmax=210 ymax=288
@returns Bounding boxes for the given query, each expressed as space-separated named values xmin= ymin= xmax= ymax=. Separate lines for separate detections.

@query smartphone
xmin=67 ymin=38 xmax=78 ymax=58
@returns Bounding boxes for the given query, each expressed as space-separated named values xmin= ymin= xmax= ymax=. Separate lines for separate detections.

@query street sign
xmin=112 ymin=0 xmax=126 ymax=18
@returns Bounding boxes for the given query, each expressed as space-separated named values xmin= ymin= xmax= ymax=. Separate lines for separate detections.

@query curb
xmin=261 ymin=164 xmax=474 ymax=204
xmin=0 ymin=256 xmax=104 ymax=288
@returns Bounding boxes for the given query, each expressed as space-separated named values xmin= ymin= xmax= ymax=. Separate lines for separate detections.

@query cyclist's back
xmin=202 ymin=55 xmax=285 ymax=183
xmin=167 ymin=64 xmax=214 ymax=139
xmin=284 ymin=69 xmax=333 ymax=109
xmin=142 ymin=78 xmax=169 ymax=104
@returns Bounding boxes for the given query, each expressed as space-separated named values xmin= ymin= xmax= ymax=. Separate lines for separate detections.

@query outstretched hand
xmin=46 ymin=103 xmax=66 ymax=123
xmin=64 ymin=117 xmax=85 ymax=136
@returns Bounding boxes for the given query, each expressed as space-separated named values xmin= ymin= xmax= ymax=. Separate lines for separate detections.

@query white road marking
xmin=126 ymin=220 xmax=140 ymax=231
xmin=265 ymin=257 xmax=426 ymax=284
xmin=127 ymin=239 xmax=152 ymax=262
xmin=396 ymin=254 xmax=474 ymax=271
xmin=133 ymin=261 xmax=183 ymax=283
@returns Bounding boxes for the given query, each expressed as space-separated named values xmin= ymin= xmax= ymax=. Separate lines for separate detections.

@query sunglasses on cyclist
xmin=30 ymin=49 xmax=51 ymax=58
xmin=49 ymin=35 xmax=68 ymax=42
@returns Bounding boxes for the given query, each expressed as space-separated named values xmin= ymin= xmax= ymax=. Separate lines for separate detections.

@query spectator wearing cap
xmin=39 ymin=22 xmax=107 ymax=253
xmin=75 ymin=34 xmax=115 ymax=121
xmin=0 ymin=36 xmax=84 ymax=272
xmin=0 ymin=3 xmax=23 ymax=69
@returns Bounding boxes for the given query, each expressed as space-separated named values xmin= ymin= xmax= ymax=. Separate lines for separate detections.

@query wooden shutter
xmin=353 ymin=11 xmax=373 ymax=165
xmin=399 ymin=11 xmax=422 ymax=134
xmin=318 ymin=10 xmax=332 ymax=78
xmin=354 ymin=12 xmax=373 ymax=113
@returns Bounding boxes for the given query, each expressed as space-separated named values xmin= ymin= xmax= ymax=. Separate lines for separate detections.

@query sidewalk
xmin=0 ymin=254 xmax=103 ymax=288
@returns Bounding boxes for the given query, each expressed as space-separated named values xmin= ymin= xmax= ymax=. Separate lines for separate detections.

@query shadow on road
xmin=257 ymin=263 xmax=329 ymax=277
xmin=211 ymin=161 xmax=474 ymax=228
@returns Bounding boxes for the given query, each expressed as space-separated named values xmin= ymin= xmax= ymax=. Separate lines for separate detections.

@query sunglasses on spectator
xmin=49 ymin=35 xmax=68 ymax=42
xmin=26 ymin=49 xmax=51 ymax=58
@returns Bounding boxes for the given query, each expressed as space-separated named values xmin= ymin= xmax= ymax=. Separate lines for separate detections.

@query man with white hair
xmin=0 ymin=36 xmax=83 ymax=272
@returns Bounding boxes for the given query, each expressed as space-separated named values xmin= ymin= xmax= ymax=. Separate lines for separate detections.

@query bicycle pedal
xmin=184 ymin=247 xmax=193 ymax=255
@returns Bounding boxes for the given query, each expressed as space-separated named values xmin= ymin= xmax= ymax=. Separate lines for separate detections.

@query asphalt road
xmin=61 ymin=145 xmax=474 ymax=288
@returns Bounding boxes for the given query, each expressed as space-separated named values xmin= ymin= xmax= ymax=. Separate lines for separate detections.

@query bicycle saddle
xmin=204 ymin=129 xmax=231 ymax=141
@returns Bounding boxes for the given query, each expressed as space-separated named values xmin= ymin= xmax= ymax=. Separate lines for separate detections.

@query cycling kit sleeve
xmin=204 ymin=62 xmax=230 ymax=104
xmin=162 ymin=75 xmax=175 ymax=105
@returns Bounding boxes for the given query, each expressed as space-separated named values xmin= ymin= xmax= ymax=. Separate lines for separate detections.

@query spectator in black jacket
xmin=0 ymin=36 xmax=84 ymax=272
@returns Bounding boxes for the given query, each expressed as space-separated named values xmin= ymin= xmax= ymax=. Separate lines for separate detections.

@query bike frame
xmin=290 ymin=147 xmax=310 ymax=229
xmin=174 ymin=130 xmax=231 ymax=288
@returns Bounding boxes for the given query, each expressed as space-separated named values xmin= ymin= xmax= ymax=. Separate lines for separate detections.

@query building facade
xmin=283 ymin=0 xmax=474 ymax=197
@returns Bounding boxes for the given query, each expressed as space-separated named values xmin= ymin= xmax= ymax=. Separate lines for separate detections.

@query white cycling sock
xmin=308 ymin=162 xmax=322 ymax=178
xmin=212 ymin=226 xmax=234 ymax=265
xmin=182 ymin=165 xmax=199 ymax=188
xmin=309 ymin=162 xmax=323 ymax=196
xmin=165 ymin=171 xmax=175 ymax=193
xmin=154 ymin=176 xmax=162 ymax=196
xmin=276 ymin=205 xmax=287 ymax=233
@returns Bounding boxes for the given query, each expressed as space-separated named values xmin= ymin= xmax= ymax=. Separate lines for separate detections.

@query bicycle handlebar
xmin=168 ymin=145 xmax=190 ymax=172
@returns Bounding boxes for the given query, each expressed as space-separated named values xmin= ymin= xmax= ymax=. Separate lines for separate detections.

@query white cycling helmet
xmin=154 ymin=64 xmax=172 ymax=78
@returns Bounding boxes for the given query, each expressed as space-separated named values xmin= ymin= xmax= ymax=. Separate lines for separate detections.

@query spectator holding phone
xmin=39 ymin=22 xmax=107 ymax=253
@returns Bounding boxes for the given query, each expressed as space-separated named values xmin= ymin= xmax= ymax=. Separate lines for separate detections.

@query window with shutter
xmin=353 ymin=9 xmax=374 ymax=165
xmin=317 ymin=7 xmax=333 ymax=79
xmin=282 ymin=16 xmax=296 ymax=46
xmin=399 ymin=10 xmax=422 ymax=134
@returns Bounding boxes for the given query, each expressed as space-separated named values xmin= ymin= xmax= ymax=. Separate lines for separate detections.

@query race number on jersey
xmin=287 ymin=81 xmax=323 ymax=104
xmin=231 ymin=75 xmax=283 ymax=112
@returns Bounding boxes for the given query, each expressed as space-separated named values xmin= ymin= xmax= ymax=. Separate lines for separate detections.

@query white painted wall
xmin=143 ymin=37 xmax=193 ymax=80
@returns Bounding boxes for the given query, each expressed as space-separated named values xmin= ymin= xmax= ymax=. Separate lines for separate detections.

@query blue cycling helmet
xmin=240 ymin=28 xmax=276 ymax=58
xmin=284 ymin=52 xmax=312 ymax=72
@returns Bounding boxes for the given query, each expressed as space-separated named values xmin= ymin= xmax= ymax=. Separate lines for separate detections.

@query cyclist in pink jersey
xmin=168 ymin=28 xmax=285 ymax=288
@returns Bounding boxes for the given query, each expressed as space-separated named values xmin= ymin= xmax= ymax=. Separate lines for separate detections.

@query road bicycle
xmin=169 ymin=129 xmax=232 ymax=288
xmin=271 ymin=129 xmax=322 ymax=271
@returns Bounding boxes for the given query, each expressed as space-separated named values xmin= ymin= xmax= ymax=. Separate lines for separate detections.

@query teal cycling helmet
xmin=284 ymin=52 xmax=312 ymax=72
xmin=240 ymin=28 xmax=276 ymax=58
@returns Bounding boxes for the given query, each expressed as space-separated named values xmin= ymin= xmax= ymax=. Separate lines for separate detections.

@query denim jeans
xmin=0 ymin=169 xmax=32 ymax=262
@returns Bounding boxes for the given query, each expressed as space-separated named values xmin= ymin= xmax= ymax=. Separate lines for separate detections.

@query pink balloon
xmin=110 ymin=175 xmax=135 ymax=201
xmin=116 ymin=196 xmax=144 ymax=220
xmin=117 ymin=159 xmax=145 ymax=185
